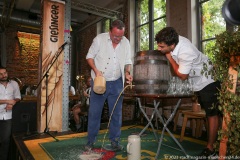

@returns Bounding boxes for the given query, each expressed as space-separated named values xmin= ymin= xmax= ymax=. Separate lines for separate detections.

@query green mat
xmin=40 ymin=127 xmax=205 ymax=160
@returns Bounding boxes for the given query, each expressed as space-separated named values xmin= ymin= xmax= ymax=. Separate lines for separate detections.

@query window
xmin=101 ymin=19 xmax=111 ymax=33
xmin=135 ymin=0 xmax=166 ymax=52
xmin=197 ymin=0 xmax=226 ymax=59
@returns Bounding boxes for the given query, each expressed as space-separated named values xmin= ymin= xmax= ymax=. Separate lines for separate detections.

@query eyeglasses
xmin=112 ymin=35 xmax=123 ymax=39
xmin=111 ymin=31 xmax=123 ymax=39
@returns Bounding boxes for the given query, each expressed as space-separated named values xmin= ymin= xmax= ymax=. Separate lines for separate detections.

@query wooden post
xmin=219 ymin=58 xmax=239 ymax=159
xmin=37 ymin=0 xmax=65 ymax=132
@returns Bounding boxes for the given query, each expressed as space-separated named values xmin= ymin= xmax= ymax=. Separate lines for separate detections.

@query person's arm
xmin=165 ymin=53 xmax=188 ymax=80
xmin=83 ymin=90 xmax=90 ymax=97
xmin=1 ymin=81 xmax=21 ymax=111
xmin=124 ymin=64 xmax=133 ymax=84
xmin=0 ymin=99 xmax=20 ymax=111
xmin=0 ymin=99 xmax=16 ymax=105
xmin=14 ymin=98 xmax=21 ymax=103
xmin=86 ymin=59 xmax=103 ymax=77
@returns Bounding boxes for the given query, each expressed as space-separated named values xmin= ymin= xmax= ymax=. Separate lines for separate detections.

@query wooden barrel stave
xmin=133 ymin=50 xmax=171 ymax=94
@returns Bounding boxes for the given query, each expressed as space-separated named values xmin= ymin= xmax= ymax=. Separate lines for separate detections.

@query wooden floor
xmin=11 ymin=130 xmax=78 ymax=160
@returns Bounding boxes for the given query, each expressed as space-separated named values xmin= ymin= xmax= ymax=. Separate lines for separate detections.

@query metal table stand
xmin=137 ymin=97 xmax=159 ymax=140
xmin=137 ymin=97 xmax=189 ymax=159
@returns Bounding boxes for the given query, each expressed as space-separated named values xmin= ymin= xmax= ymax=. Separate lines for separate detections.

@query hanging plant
xmin=211 ymin=28 xmax=240 ymax=155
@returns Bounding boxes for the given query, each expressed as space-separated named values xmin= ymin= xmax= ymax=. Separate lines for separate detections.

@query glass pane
xmin=201 ymin=0 xmax=226 ymax=40
xmin=153 ymin=18 xmax=167 ymax=50
xmin=137 ymin=24 xmax=149 ymax=51
xmin=202 ymin=40 xmax=216 ymax=60
xmin=104 ymin=19 xmax=110 ymax=32
xmin=154 ymin=0 xmax=166 ymax=19
xmin=138 ymin=0 xmax=149 ymax=24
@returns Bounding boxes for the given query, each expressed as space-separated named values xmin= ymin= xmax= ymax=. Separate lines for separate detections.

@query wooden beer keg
xmin=93 ymin=76 xmax=106 ymax=94
xmin=133 ymin=50 xmax=171 ymax=94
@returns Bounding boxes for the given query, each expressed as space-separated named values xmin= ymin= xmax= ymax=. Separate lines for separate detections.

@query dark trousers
xmin=197 ymin=81 xmax=221 ymax=117
xmin=0 ymin=119 xmax=12 ymax=160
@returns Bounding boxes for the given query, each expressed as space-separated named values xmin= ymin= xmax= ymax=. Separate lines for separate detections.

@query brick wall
xmin=77 ymin=23 xmax=97 ymax=78
xmin=3 ymin=27 xmax=40 ymax=87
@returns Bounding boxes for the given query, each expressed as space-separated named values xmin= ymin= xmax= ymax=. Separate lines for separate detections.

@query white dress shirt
xmin=171 ymin=36 xmax=214 ymax=91
xmin=86 ymin=32 xmax=132 ymax=85
xmin=0 ymin=80 xmax=21 ymax=120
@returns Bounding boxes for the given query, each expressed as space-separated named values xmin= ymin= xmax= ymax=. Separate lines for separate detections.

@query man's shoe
xmin=197 ymin=148 xmax=217 ymax=160
xmin=84 ymin=142 xmax=94 ymax=151
xmin=110 ymin=142 xmax=124 ymax=152
xmin=102 ymin=141 xmax=124 ymax=151
xmin=76 ymin=127 xmax=82 ymax=133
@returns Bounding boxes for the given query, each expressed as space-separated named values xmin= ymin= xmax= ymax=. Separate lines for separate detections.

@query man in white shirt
xmin=85 ymin=19 xmax=133 ymax=151
xmin=0 ymin=66 xmax=21 ymax=160
xmin=155 ymin=27 xmax=221 ymax=158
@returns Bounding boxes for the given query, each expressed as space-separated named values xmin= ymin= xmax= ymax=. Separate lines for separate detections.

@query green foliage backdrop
xmin=211 ymin=28 xmax=240 ymax=155
xmin=201 ymin=0 xmax=225 ymax=59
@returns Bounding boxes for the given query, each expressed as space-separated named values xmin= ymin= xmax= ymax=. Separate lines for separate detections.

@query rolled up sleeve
xmin=86 ymin=37 xmax=100 ymax=59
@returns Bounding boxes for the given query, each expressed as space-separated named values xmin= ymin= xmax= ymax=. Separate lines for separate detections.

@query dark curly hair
xmin=155 ymin=27 xmax=179 ymax=46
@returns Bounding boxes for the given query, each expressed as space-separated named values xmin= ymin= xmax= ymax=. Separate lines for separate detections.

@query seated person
xmin=69 ymin=85 xmax=77 ymax=108
xmin=72 ymin=77 xmax=91 ymax=132
xmin=69 ymin=85 xmax=76 ymax=96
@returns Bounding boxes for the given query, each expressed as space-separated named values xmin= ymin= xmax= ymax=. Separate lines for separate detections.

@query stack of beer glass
xmin=166 ymin=77 xmax=193 ymax=95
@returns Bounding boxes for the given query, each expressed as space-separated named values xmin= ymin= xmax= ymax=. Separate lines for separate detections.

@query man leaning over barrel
xmin=154 ymin=27 xmax=221 ymax=159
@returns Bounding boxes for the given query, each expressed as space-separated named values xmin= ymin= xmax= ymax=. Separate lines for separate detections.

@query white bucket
xmin=127 ymin=135 xmax=141 ymax=160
